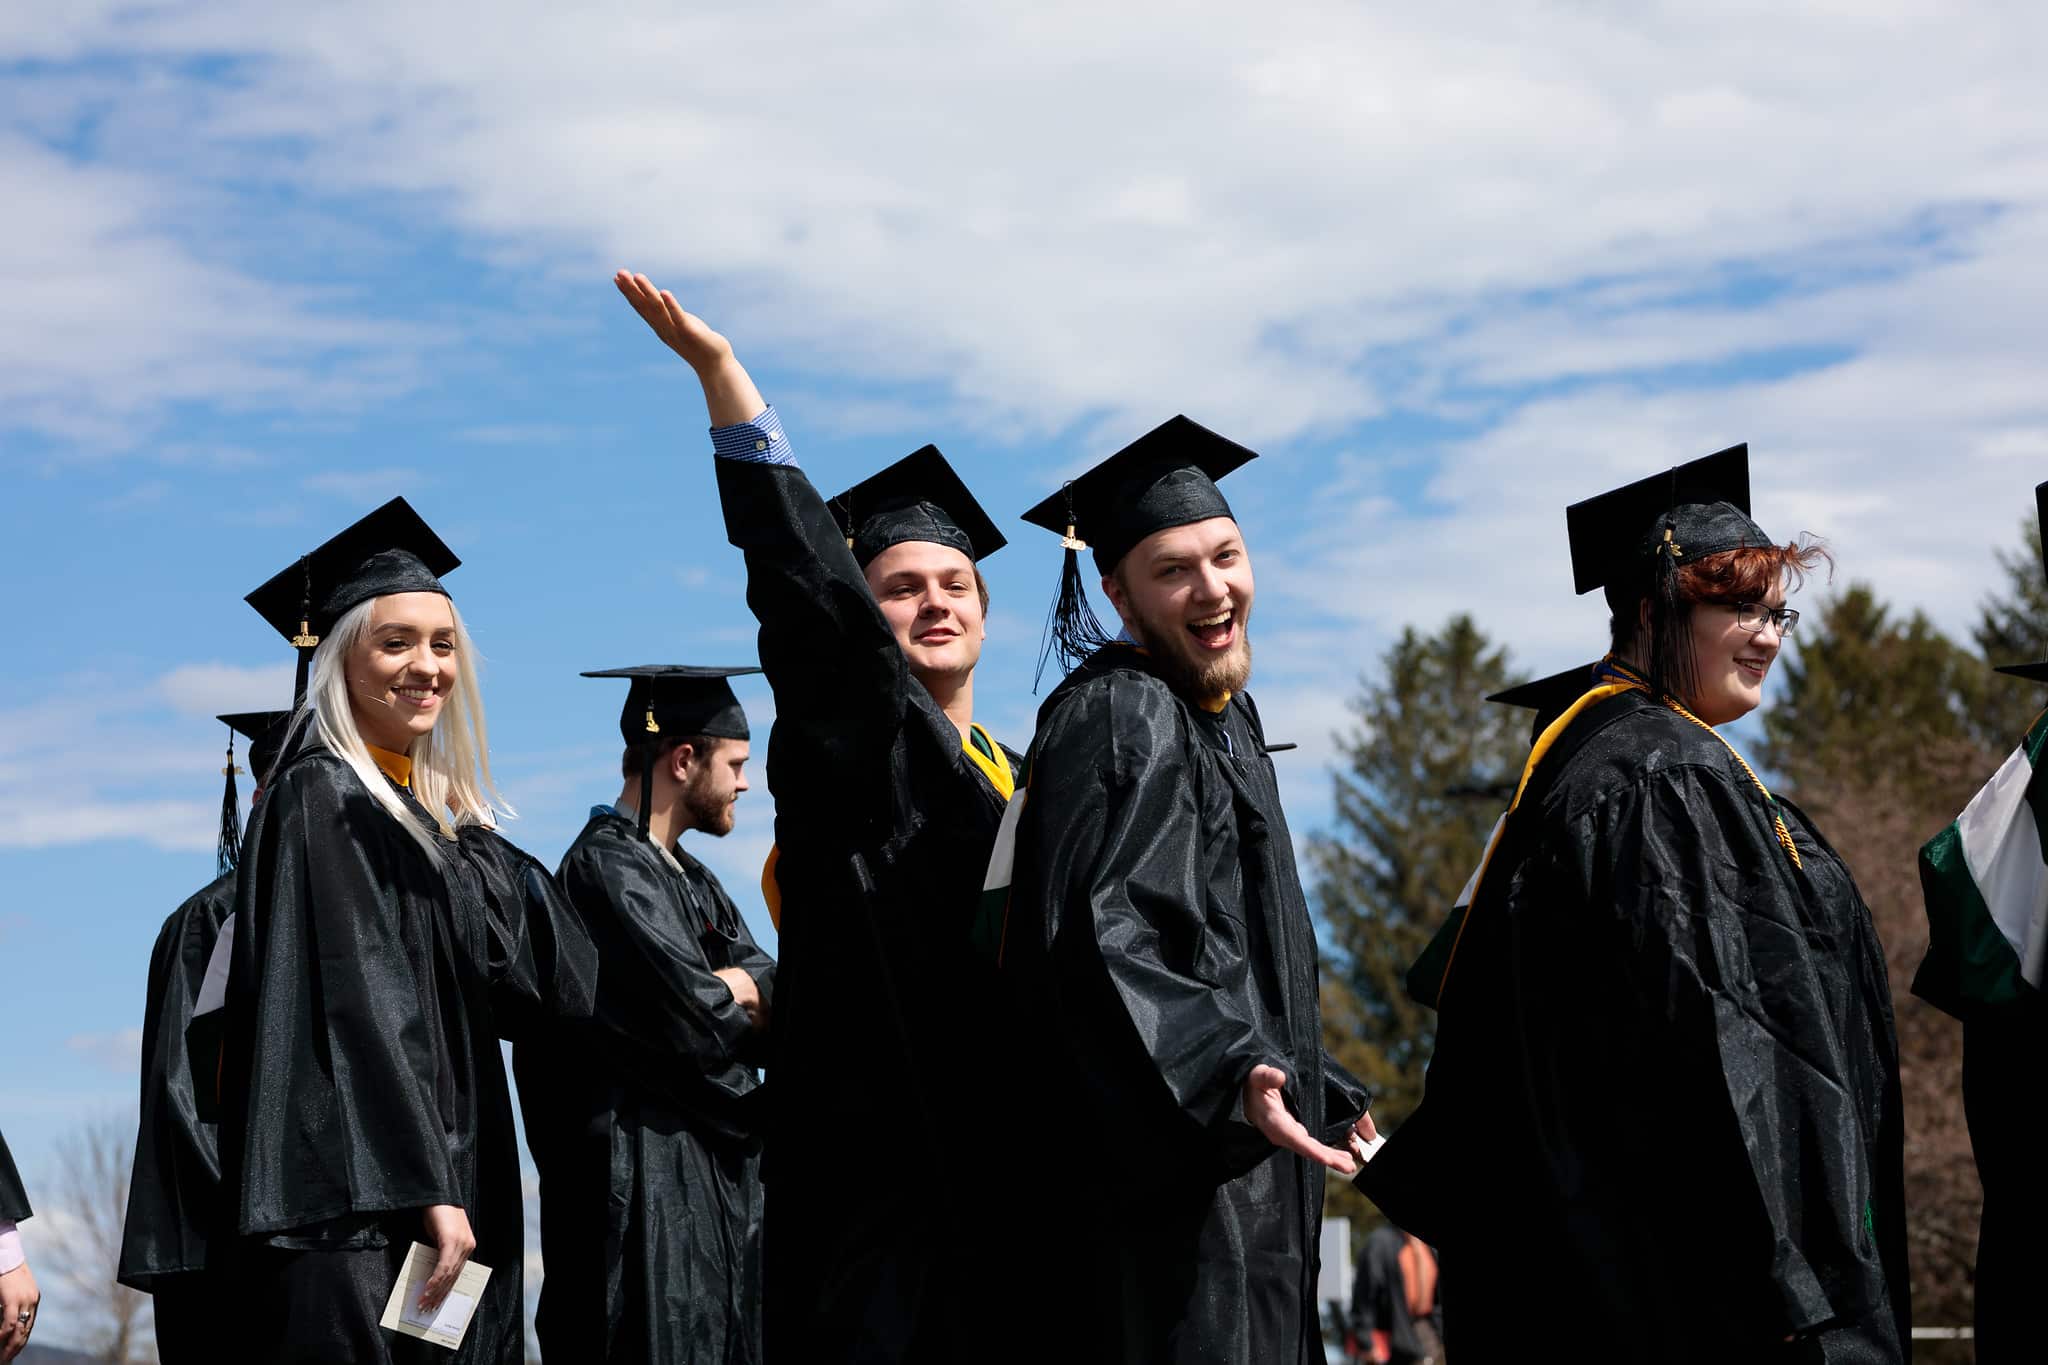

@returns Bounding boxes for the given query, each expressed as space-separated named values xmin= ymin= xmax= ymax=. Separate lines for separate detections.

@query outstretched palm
xmin=1242 ymin=1064 xmax=1360 ymax=1175
xmin=614 ymin=270 xmax=734 ymax=373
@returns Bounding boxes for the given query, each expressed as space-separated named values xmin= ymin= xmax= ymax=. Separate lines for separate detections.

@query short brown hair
xmin=620 ymin=734 xmax=717 ymax=781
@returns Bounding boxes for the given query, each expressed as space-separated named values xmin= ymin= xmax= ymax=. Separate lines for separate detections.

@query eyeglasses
xmin=1730 ymin=602 xmax=1800 ymax=635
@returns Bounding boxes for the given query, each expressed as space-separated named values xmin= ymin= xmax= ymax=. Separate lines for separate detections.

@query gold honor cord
xmin=1438 ymin=680 xmax=1639 ymax=992
xmin=1438 ymin=666 xmax=1801 ymax=997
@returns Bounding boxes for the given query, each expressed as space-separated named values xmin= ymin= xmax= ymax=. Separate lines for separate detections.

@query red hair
xmin=1677 ymin=538 xmax=1832 ymax=605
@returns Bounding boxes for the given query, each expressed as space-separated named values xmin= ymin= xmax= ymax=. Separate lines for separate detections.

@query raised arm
xmin=617 ymin=271 xmax=909 ymax=800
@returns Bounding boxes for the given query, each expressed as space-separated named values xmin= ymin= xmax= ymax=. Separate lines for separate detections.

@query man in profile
xmin=516 ymin=666 xmax=774 ymax=1364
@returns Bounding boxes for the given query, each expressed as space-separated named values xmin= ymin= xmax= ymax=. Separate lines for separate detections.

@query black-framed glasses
xmin=1732 ymin=602 xmax=1800 ymax=635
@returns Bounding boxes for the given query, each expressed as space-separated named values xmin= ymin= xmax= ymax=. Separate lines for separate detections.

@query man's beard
xmin=1129 ymin=605 xmax=1253 ymax=702
xmin=681 ymin=778 xmax=736 ymax=837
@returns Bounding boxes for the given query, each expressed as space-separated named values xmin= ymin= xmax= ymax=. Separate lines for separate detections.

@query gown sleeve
xmin=454 ymin=827 xmax=598 ymax=1038
xmin=229 ymin=761 xmax=461 ymax=1233
xmin=120 ymin=882 xmax=229 ymax=1286
xmin=1016 ymin=675 xmax=1289 ymax=1185
xmin=1318 ymin=1049 xmax=1374 ymax=1148
xmin=713 ymin=454 xmax=911 ymax=813
xmin=0 ymin=1127 xmax=29 ymax=1224
xmin=1564 ymin=763 xmax=1867 ymax=1336
xmin=561 ymin=838 xmax=760 ymax=1089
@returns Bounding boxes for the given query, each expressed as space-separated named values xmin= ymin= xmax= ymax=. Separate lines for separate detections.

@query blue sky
xmin=6 ymin=1 xmax=2048 ymax=1345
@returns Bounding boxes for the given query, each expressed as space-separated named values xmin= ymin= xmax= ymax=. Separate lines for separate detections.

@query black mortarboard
xmin=826 ymin=446 xmax=1006 ymax=569
xmin=583 ymin=665 xmax=762 ymax=745
xmin=215 ymin=709 xmax=294 ymax=876
xmin=1022 ymin=415 xmax=1257 ymax=574
xmin=1486 ymin=663 xmax=1599 ymax=716
xmin=1488 ymin=663 xmax=1600 ymax=746
xmin=1564 ymin=444 xmax=1765 ymax=595
xmin=583 ymin=665 xmax=762 ymax=837
xmin=1993 ymin=480 xmax=2048 ymax=683
xmin=246 ymin=497 xmax=461 ymax=705
xmin=1021 ymin=415 xmax=1258 ymax=681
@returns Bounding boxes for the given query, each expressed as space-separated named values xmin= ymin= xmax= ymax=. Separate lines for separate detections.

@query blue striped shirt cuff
xmin=710 ymin=405 xmax=797 ymax=466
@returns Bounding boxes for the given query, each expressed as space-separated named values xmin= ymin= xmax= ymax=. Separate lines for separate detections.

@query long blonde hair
xmin=303 ymin=594 xmax=510 ymax=861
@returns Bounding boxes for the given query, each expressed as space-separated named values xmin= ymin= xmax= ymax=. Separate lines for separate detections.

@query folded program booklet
xmin=380 ymin=1242 xmax=492 ymax=1351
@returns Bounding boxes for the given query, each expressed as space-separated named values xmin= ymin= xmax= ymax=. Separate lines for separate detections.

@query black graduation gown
xmin=1360 ymin=690 xmax=1909 ymax=1363
xmin=0 ymin=1127 xmax=27 ymax=1224
xmin=513 ymin=810 xmax=773 ymax=1365
xmin=1000 ymin=644 xmax=1372 ymax=1365
xmin=118 ymin=870 xmax=235 ymax=1361
xmin=214 ymin=730 xmax=595 ymax=1365
xmin=714 ymin=456 xmax=1018 ymax=1361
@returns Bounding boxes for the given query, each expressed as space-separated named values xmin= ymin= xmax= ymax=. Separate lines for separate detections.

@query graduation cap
xmin=1020 ymin=415 xmax=1259 ymax=681
xmin=582 ymin=665 xmax=763 ymax=837
xmin=1488 ymin=663 xmax=1600 ymax=747
xmin=1564 ymin=444 xmax=1765 ymax=596
xmin=826 ymin=445 xmax=1006 ymax=569
xmin=245 ymin=498 xmax=461 ymax=705
xmin=1994 ymin=480 xmax=2048 ymax=683
xmin=215 ymin=710 xmax=294 ymax=877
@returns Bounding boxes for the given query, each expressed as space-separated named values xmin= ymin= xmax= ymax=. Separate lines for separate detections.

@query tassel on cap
xmin=638 ymin=750 xmax=655 ymax=839
xmin=1033 ymin=484 xmax=1116 ymax=691
xmin=217 ymin=724 xmax=244 ymax=876
xmin=291 ymin=557 xmax=319 ymax=708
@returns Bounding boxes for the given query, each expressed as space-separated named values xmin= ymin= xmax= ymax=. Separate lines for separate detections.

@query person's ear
xmin=667 ymin=742 xmax=695 ymax=784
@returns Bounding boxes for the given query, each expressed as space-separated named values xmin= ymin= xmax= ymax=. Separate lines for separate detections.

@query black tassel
xmin=217 ymin=727 xmax=243 ymax=877
xmin=1033 ymin=487 xmax=1115 ymax=691
xmin=290 ymin=556 xmax=319 ymax=709
xmin=1647 ymin=520 xmax=1699 ymax=705
xmin=638 ymin=752 xmax=655 ymax=840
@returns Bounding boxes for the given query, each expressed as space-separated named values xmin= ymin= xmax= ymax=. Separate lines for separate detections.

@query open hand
xmin=615 ymin=271 xmax=735 ymax=373
xmin=419 ymin=1204 xmax=476 ymax=1315
xmin=1243 ymin=1065 xmax=1358 ymax=1175
xmin=614 ymin=270 xmax=766 ymax=426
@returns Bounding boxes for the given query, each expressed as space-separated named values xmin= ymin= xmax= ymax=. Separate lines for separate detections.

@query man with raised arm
xmin=998 ymin=418 xmax=1376 ymax=1365
xmin=617 ymin=272 xmax=1020 ymax=1363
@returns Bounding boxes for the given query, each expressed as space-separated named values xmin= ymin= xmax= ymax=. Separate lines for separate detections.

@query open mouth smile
xmin=1188 ymin=610 xmax=1237 ymax=652
xmin=395 ymin=686 xmax=442 ymax=710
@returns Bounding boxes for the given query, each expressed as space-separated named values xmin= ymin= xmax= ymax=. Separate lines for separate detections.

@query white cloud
xmin=5 ymin=1 xmax=2045 ymax=454
xmin=156 ymin=661 xmax=297 ymax=716
xmin=63 ymin=1027 xmax=143 ymax=1074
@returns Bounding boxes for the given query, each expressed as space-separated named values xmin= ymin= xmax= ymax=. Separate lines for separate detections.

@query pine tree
xmin=1310 ymin=616 xmax=1527 ymax=1234
xmin=1760 ymin=583 xmax=1991 ymax=795
xmin=1972 ymin=508 xmax=2048 ymax=744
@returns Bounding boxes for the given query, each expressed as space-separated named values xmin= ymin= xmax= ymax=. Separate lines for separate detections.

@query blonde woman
xmin=217 ymin=500 xmax=589 ymax=1365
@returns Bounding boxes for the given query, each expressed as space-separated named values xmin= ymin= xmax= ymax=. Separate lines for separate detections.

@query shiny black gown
xmin=514 ymin=810 xmax=773 ymax=1364
xmin=1361 ymin=688 xmax=1908 ymax=1363
xmin=714 ymin=457 xmax=1018 ymax=1361
xmin=214 ymin=729 xmax=595 ymax=1364
xmin=0 ymin=1127 xmax=27 ymax=1224
xmin=118 ymin=871 xmax=235 ymax=1362
xmin=1000 ymin=643 xmax=1372 ymax=1365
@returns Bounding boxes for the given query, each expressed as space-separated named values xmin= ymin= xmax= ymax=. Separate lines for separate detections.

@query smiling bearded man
xmin=993 ymin=416 xmax=1376 ymax=1365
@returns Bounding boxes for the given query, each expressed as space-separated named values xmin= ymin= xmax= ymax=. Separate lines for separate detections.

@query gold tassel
xmin=644 ymin=702 xmax=661 ymax=734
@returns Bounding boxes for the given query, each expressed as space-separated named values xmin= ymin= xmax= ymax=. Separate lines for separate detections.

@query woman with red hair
xmin=1360 ymin=446 xmax=1909 ymax=1363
